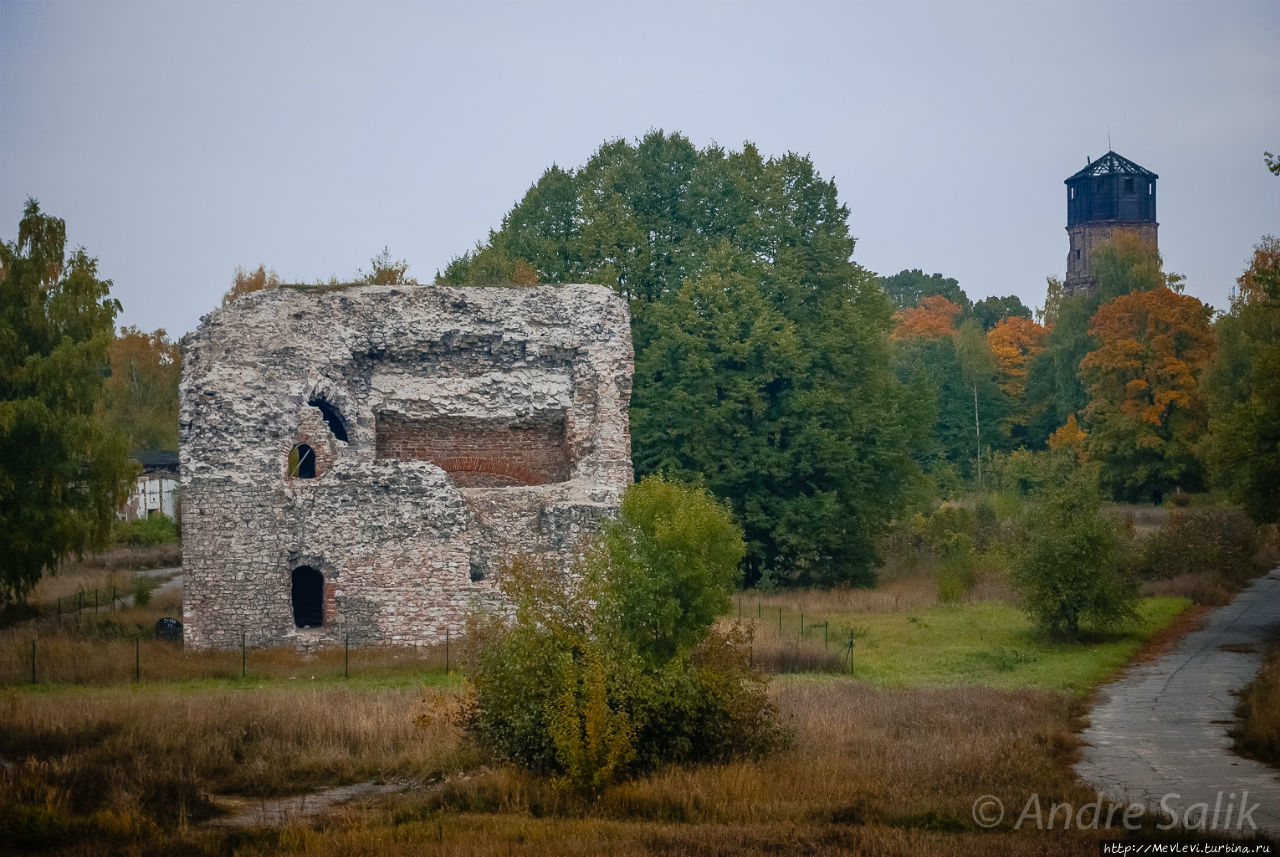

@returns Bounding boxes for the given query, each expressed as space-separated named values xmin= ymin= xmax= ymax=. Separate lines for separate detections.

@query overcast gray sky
xmin=2 ymin=0 xmax=1277 ymax=337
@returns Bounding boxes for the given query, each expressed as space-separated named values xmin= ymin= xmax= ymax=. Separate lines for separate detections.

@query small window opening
xmin=289 ymin=443 xmax=316 ymax=479
xmin=1124 ymin=177 xmax=1134 ymax=194
xmin=308 ymin=398 xmax=348 ymax=442
xmin=291 ymin=566 xmax=324 ymax=628
xmin=1070 ymin=187 xmax=1075 ymax=200
xmin=1148 ymin=182 xmax=1153 ymax=195
xmin=1076 ymin=249 xmax=1081 ymax=259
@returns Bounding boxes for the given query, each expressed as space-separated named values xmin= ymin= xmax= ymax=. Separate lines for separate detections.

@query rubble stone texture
xmin=180 ymin=283 xmax=633 ymax=649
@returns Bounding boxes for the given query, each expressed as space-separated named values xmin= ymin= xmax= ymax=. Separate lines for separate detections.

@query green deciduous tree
xmin=972 ymin=294 xmax=1032 ymax=331
xmin=1204 ymin=236 xmax=1280 ymax=522
xmin=1013 ymin=465 xmax=1137 ymax=638
xmin=0 ymin=200 xmax=133 ymax=604
xmin=460 ymin=476 xmax=784 ymax=792
xmin=879 ymin=269 xmax=972 ymax=312
xmin=441 ymin=132 xmax=918 ymax=584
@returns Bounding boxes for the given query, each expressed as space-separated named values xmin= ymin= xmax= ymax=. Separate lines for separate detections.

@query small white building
xmin=122 ymin=450 xmax=179 ymax=521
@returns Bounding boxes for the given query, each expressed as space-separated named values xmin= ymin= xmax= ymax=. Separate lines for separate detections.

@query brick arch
xmin=433 ymin=457 xmax=544 ymax=487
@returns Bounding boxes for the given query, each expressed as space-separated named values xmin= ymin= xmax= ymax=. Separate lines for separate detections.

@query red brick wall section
xmin=375 ymin=413 xmax=570 ymax=485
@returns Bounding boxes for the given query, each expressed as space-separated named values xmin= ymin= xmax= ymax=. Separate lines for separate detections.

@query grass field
xmin=743 ymin=595 xmax=1190 ymax=693
xmin=2 ymin=564 xmax=1270 ymax=855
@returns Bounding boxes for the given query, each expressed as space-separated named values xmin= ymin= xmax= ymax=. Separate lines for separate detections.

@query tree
xmin=0 ymin=200 xmax=133 ymax=604
xmin=879 ymin=269 xmax=971 ymax=312
xmin=972 ymin=294 xmax=1032 ymax=331
xmin=1024 ymin=233 xmax=1179 ymax=447
xmin=890 ymin=296 xmax=1007 ymax=491
xmin=221 ymin=264 xmax=280 ymax=305
xmin=441 ymin=132 xmax=918 ymax=584
xmin=460 ymin=477 xmax=784 ymax=792
xmin=891 ymin=294 xmax=963 ymax=340
xmin=1079 ymin=287 xmax=1216 ymax=503
xmin=1013 ymin=466 xmax=1137 ymax=638
xmin=987 ymin=316 xmax=1047 ymax=399
xmin=102 ymin=327 xmax=181 ymax=453
xmin=1204 ymin=236 xmax=1280 ymax=522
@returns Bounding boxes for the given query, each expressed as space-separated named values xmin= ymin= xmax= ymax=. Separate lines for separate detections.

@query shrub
xmin=112 ymin=515 xmax=178 ymax=547
xmin=459 ymin=476 xmax=787 ymax=793
xmin=1012 ymin=467 xmax=1138 ymax=637
xmin=1132 ymin=507 xmax=1257 ymax=584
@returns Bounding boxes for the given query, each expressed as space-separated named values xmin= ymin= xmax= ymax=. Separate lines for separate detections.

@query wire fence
xmin=3 ymin=590 xmax=860 ymax=687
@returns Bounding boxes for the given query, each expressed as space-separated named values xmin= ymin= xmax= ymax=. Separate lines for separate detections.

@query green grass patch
xmin=752 ymin=596 xmax=1188 ymax=694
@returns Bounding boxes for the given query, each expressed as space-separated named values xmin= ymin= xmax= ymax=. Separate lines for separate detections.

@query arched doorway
xmin=291 ymin=566 xmax=324 ymax=628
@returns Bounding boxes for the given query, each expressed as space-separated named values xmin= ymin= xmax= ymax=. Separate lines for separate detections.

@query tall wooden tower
xmin=1064 ymin=151 xmax=1158 ymax=294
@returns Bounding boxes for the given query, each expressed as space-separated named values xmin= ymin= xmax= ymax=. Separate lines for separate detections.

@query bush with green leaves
xmin=1133 ymin=507 xmax=1257 ymax=584
xmin=113 ymin=515 xmax=179 ymax=547
xmin=459 ymin=476 xmax=787 ymax=793
xmin=1013 ymin=466 xmax=1138 ymax=638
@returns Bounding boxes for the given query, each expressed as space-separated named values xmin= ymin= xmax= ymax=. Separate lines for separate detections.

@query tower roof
xmin=1066 ymin=150 xmax=1158 ymax=182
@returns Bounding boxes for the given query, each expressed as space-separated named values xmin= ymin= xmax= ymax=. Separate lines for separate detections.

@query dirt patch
xmin=206 ymin=781 xmax=411 ymax=828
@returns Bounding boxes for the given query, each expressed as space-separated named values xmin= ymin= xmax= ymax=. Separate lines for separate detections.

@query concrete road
xmin=1077 ymin=567 xmax=1280 ymax=837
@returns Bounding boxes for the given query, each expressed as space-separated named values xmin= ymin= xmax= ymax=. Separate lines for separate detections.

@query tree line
xmin=3 ymin=133 xmax=1277 ymax=602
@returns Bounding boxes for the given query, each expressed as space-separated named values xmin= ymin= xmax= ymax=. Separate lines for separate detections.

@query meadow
xmin=7 ymin=554 xmax=1273 ymax=856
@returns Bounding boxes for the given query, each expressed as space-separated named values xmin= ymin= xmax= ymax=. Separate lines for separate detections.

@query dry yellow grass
xmin=8 ymin=676 xmax=1269 ymax=855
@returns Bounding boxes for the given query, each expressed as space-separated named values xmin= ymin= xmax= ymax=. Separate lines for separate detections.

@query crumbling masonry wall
xmin=179 ymin=284 xmax=633 ymax=649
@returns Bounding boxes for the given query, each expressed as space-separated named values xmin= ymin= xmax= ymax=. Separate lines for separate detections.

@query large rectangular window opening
xmin=374 ymin=412 xmax=571 ymax=487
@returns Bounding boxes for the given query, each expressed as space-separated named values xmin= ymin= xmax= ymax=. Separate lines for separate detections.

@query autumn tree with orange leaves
xmin=103 ymin=327 xmax=181 ymax=453
xmin=987 ymin=316 xmax=1047 ymax=398
xmin=891 ymin=295 xmax=963 ymax=340
xmin=1079 ymin=287 xmax=1215 ymax=502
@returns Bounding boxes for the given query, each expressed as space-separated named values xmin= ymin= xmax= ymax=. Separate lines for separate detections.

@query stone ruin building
xmin=179 ymin=283 xmax=633 ymax=650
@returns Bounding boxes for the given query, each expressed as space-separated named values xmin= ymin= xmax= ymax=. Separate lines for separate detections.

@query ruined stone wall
xmin=180 ymin=284 xmax=632 ymax=649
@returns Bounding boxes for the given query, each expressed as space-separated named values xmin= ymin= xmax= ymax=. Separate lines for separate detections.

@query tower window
xmin=1070 ymin=187 xmax=1075 ymax=200
xmin=1124 ymin=178 xmax=1134 ymax=194
xmin=1148 ymin=182 xmax=1153 ymax=195
xmin=1076 ymin=249 xmax=1081 ymax=259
